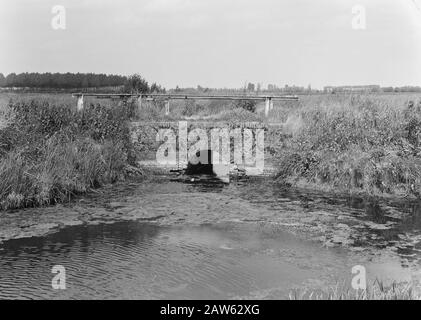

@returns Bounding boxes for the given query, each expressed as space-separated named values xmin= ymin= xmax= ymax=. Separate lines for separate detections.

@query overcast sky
xmin=1 ymin=0 xmax=420 ymax=89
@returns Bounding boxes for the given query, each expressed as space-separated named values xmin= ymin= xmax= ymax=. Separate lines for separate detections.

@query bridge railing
xmin=71 ymin=93 xmax=299 ymax=117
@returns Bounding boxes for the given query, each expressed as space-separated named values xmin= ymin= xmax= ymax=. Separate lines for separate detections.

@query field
xmin=1 ymin=91 xmax=421 ymax=210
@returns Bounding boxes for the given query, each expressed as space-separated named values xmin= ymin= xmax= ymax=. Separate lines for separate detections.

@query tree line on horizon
xmin=1 ymin=72 xmax=419 ymax=94
xmin=0 ymin=72 xmax=166 ymax=93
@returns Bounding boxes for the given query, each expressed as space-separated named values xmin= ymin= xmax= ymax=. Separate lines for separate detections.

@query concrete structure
xmin=76 ymin=95 xmax=84 ymax=111
xmin=165 ymin=100 xmax=170 ymax=115
xmin=130 ymin=121 xmax=280 ymax=180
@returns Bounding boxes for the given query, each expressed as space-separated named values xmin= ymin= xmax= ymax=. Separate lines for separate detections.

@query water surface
xmin=1 ymin=177 xmax=421 ymax=299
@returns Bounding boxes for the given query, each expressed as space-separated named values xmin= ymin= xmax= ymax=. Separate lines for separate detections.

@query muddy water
xmin=0 ymin=176 xmax=421 ymax=299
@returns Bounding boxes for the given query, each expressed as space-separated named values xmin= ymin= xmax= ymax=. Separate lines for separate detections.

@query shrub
xmin=123 ymin=74 xmax=149 ymax=94
xmin=181 ymin=100 xmax=206 ymax=116
xmin=10 ymin=100 xmax=74 ymax=137
xmin=233 ymin=100 xmax=257 ymax=113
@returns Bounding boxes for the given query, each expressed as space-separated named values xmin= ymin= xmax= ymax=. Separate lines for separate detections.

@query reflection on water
xmin=0 ymin=222 xmax=354 ymax=299
xmin=1 ymin=176 xmax=421 ymax=299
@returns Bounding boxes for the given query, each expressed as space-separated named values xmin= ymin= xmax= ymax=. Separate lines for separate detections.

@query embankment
xmin=0 ymin=100 xmax=141 ymax=210
xmin=271 ymin=95 xmax=421 ymax=198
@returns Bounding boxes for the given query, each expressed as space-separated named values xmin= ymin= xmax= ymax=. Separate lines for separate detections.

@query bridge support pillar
xmin=165 ymin=100 xmax=170 ymax=115
xmin=77 ymin=95 xmax=84 ymax=111
xmin=265 ymin=98 xmax=271 ymax=117
xmin=137 ymin=95 xmax=142 ymax=115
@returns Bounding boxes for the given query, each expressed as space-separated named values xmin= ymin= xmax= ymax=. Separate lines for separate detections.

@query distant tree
xmin=5 ymin=73 xmax=16 ymax=87
xmin=124 ymin=74 xmax=149 ymax=93
xmin=0 ymin=72 xmax=166 ymax=90
xmin=81 ymin=77 xmax=89 ymax=88
xmin=0 ymin=73 xmax=5 ymax=87
xmin=382 ymin=87 xmax=393 ymax=92
xmin=150 ymin=82 xmax=165 ymax=93
xmin=1 ymin=72 xmax=127 ymax=88
xmin=247 ymin=82 xmax=255 ymax=91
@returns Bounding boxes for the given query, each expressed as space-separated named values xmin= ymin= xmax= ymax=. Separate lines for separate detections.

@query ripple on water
xmin=1 ymin=177 xmax=421 ymax=298
xmin=0 ymin=221 xmax=360 ymax=300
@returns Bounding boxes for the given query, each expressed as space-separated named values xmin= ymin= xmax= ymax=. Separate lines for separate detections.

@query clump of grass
xmin=180 ymin=100 xmax=206 ymax=117
xmin=0 ymin=99 xmax=139 ymax=210
xmin=289 ymin=280 xmax=420 ymax=300
xmin=210 ymin=107 xmax=263 ymax=123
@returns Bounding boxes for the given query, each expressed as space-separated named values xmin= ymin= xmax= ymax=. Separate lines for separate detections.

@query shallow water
xmin=1 ymin=176 xmax=421 ymax=299
xmin=0 ymin=222 xmax=348 ymax=299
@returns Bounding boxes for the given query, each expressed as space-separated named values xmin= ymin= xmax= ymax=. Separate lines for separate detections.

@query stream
xmin=1 ymin=176 xmax=421 ymax=299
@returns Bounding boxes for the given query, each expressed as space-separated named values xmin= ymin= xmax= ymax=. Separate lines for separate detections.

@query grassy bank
xmin=3 ymin=92 xmax=421 ymax=204
xmin=0 ymin=99 xmax=140 ymax=210
xmin=289 ymin=280 xmax=420 ymax=300
xmin=272 ymin=94 xmax=421 ymax=198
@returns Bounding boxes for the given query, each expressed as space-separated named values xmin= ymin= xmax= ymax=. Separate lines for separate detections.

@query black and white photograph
xmin=1 ymin=0 xmax=421 ymax=308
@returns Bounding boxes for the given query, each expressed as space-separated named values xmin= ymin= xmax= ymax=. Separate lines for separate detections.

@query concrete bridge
xmin=130 ymin=120 xmax=283 ymax=180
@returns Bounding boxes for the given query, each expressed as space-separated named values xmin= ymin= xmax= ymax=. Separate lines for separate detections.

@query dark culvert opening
xmin=185 ymin=149 xmax=215 ymax=176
